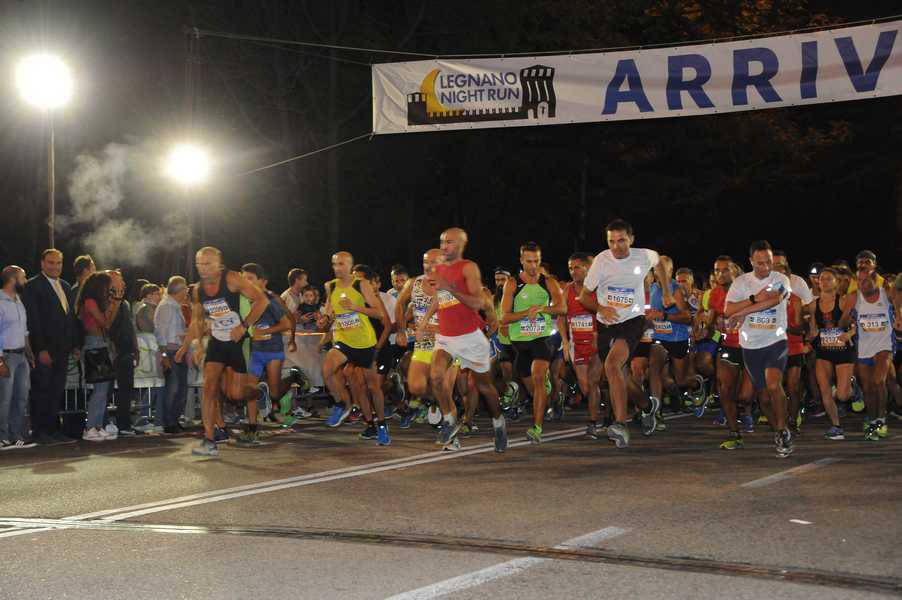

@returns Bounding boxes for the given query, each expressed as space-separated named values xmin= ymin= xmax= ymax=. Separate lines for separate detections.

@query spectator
xmin=281 ymin=268 xmax=308 ymax=315
xmin=76 ymin=271 xmax=117 ymax=442
xmin=23 ymin=249 xmax=79 ymax=445
xmin=155 ymin=276 xmax=188 ymax=433
xmin=106 ymin=270 xmax=140 ymax=436
xmin=71 ymin=255 xmax=96 ymax=299
xmin=135 ymin=284 xmax=161 ymax=334
xmin=297 ymin=286 xmax=321 ymax=332
xmin=0 ymin=266 xmax=36 ymax=450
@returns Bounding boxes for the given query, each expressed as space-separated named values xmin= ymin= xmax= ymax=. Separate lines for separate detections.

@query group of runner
xmin=180 ymin=219 xmax=900 ymax=459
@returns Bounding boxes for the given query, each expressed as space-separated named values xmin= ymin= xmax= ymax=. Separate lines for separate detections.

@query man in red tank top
xmin=559 ymin=252 xmax=604 ymax=439
xmin=417 ymin=227 xmax=507 ymax=453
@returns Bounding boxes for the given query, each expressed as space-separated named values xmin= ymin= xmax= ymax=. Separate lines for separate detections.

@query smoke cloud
xmin=63 ymin=141 xmax=186 ymax=268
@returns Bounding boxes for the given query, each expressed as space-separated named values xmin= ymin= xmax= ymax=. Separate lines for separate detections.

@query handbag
xmin=83 ymin=346 xmax=115 ymax=383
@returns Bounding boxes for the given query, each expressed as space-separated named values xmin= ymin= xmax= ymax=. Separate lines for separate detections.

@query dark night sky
xmin=0 ymin=0 xmax=899 ymax=293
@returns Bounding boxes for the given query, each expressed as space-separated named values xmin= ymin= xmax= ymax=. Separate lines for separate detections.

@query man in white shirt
xmin=579 ymin=219 xmax=673 ymax=449
xmin=726 ymin=240 xmax=794 ymax=458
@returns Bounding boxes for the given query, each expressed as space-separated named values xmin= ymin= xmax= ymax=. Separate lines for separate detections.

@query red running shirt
xmin=708 ymin=286 xmax=740 ymax=349
xmin=566 ymin=283 xmax=596 ymax=345
xmin=435 ymin=260 xmax=484 ymax=337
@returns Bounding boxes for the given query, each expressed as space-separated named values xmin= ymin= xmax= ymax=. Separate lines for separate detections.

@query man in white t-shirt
xmin=725 ymin=240 xmax=794 ymax=458
xmin=579 ymin=218 xmax=673 ymax=449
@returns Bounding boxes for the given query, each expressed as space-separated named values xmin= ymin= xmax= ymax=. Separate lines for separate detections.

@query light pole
xmin=15 ymin=54 xmax=74 ymax=249
xmin=165 ymin=143 xmax=210 ymax=276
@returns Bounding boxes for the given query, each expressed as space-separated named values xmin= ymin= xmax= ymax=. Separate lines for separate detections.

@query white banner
xmin=372 ymin=21 xmax=901 ymax=134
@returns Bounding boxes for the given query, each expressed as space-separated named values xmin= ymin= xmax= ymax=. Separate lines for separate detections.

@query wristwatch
xmin=748 ymin=295 xmax=756 ymax=304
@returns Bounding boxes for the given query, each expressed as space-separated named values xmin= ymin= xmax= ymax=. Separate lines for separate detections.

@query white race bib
xmin=569 ymin=314 xmax=594 ymax=333
xmin=605 ymin=286 xmax=635 ymax=309
xmin=335 ymin=312 xmax=362 ymax=330
xmin=518 ymin=316 xmax=546 ymax=336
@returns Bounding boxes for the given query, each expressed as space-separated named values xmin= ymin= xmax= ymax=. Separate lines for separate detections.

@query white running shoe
xmin=103 ymin=423 xmax=119 ymax=440
xmin=82 ymin=428 xmax=105 ymax=442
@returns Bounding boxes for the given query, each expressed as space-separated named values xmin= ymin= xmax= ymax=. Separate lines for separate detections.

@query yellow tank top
xmin=329 ymin=278 xmax=377 ymax=349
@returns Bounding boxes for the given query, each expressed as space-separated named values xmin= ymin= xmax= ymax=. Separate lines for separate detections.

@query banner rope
xmin=238 ymin=131 xmax=373 ymax=176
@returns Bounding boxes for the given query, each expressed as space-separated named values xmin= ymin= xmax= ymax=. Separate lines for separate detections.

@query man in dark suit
xmin=23 ymin=249 xmax=79 ymax=444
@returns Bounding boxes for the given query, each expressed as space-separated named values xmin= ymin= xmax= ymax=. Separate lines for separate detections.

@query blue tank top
xmin=650 ymin=282 xmax=690 ymax=342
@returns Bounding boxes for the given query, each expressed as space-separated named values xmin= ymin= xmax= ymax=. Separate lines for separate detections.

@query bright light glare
xmin=15 ymin=54 xmax=74 ymax=109
xmin=165 ymin=144 xmax=210 ymax=186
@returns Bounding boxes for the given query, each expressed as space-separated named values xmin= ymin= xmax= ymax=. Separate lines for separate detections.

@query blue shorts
xmin=696 ymin=339 xmax=718 ymax=356
xmin=742 ymin=341 xmax=787 ymax=391
xmin=250 ymin=350 xmax=285 ymax=378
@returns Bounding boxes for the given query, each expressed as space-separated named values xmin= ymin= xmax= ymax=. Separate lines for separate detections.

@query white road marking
xmin=385 ymin=526 xmax=627 ymax=600
xmin=1 ymin=414 xmax=692 ymax=540
xmin=789 ymin=519 xmax=812 ymax=525
xmin=740 ymin=457 xmax=841 ymax=489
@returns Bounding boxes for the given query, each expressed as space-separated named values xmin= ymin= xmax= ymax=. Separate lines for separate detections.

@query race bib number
xmin=414 ymin=306 xmax=438 ymax=327
xmin=437 ymin=290 xmax=459 ymax=310
xmin=748 ymin=308 xmax=778 ymax=330
xmin=653 ymin=320 xmax=673 ymax=336
xmin=335 ymin=312 xmax=362 ymax=330
xmin=819 ymin=328 xmax=845 ymax=349
xmin=203 ymin=298 xmax=240 ymax=342
xmin=569 ymin=314 xmax=594 ymax=333
xmin=518 ymin=316 xmax=546 ymax=336
xmin=605 ymin=286 xmax=635 ymax=309
xmin=859 ymin=313 xmax=888 ymax=333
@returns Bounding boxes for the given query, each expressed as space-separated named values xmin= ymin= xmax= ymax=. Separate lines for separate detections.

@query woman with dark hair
xmin=76 ymin=271 xmax=117 ymax=442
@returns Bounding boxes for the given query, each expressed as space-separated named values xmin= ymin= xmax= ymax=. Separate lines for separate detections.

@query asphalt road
xmin=1 ymin=410 xmax=900 ymax=600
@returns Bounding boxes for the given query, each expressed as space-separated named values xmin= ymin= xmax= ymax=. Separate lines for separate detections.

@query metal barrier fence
xmin=59 ymin=332 xmax=326 ymax=425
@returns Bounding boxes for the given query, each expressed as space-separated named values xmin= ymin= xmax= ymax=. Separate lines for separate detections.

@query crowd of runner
xmin=0 ymin=219 xmax=899 ymax=460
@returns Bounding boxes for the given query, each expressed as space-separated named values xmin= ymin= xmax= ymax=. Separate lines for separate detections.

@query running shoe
xmin=398 ymin=411 xmax=415 ymax=429
xmin=82 ymin=428 xmax=105 ymax=442
xmin=414 ymin=403 xmax=429 ymax=424
xmin=810 ymin=406 xmax=827 ymax=418
xmin=104 ymin=423 xmax=119 ymax=440
xmin=235 ymin=430 xmax=261 ymax=447
xmin=359 ymin=423 xmax=377 ymax=440
xmin=585 ymin=422 xmax=599 ymax=440
xmin=377 ymin=423 xmax=391 ymax=446
xmin=775 ymin=429 xmax=793 ymax=458
xmin=192 ymin=438 xmax=219 ymax=457
xmin=460 ymin=422 xmax=479 ymax=436
xmin=876 ymin=419 xmax=889 ymax=439
xmin=526 ymin=424 xmax=542 ymax=444
xmin=6 ymin=439 xmax=37 ymax=450
xmin=758 ymin=414 xmax=769 ymax=425
xmin=607 ymin=422 xmax=629 ymax=448
xmin=326 ymin=404 xmax=351 ymax=428
xmin=500 ymin=381 xmax=519 ymax=410
xmin=712 ymin=410 xmax=727 ymax=426
xmin=213 ymin=426 xmax=230 ymax=444
xmin=443 ymin=438 xmax=461 ymax=452
xmin=655 ymin=414 xmax=666 ymax=431
xmin=493 ymin=421 xmax=508 ymax=453
xmin=720 ymin=431 xmax=744 ymax=450
xmin=740 ymin=414 xmax=755 ymax=433
xmin=256 ymin=382 xmax=272 ymax=416
xmin=348 ymin=405 xmax=363 ymax=423
xmin=864 ymin=422 xmax=880 ymax=441
xmin=824 ymin=426 xmax=845 ymax=440
xmin=441 ymin=420 xmax=462 ymax=448
xmin=641 ymin=396 xmax=660 ymax=436
xmin=694 ymin=393 xmax=712 ymax=418
xmin=291 ymin=406 xmax=313 ymax=419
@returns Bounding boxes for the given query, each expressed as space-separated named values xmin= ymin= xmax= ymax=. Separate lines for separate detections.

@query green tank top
xmin=329 ymin=278 xmax=377 ymax=349
xmin=509 ymin=275 xmax=553 ymax=342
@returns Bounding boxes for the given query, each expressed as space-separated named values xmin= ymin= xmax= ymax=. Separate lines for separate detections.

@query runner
xmin=321 ymin=252 xmax=392 ymax=445
xmin=772 ymin=255 xmax=811 ymax=435
xmin=647 ymin=257 xmax=694 ymax=419
xmin=811 ymin=267 xmax=853 ymax=439
xmin=725 ymin=240 xmax=794 ymax=458
xmin=558 ymin=252 xmax=604 ymax=439
xmin=175 ymin=247 xmax=270 ymax=458
xmin=491 ymin=268 xmax=518 ymax=411
xmin=841 ymin=268 xmax=895 ymax=440
xmin=418 ymin=227 xmax=507 ymax=452
xmin=240 ymin=263 xmax=294 ymax=435
xmin=395 ymin=249 xmax=444 ymax=427
xmin=500 ymin=242 xmax=565 ymax=443
xmin=579 ymin=219 xmax=671 ymax=448
xmin=704 ymin=257 xmax=754 ymax=448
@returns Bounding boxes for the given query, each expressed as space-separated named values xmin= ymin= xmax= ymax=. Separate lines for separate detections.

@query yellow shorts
xmin=412 ymin=348 xmax=434 ymax=364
